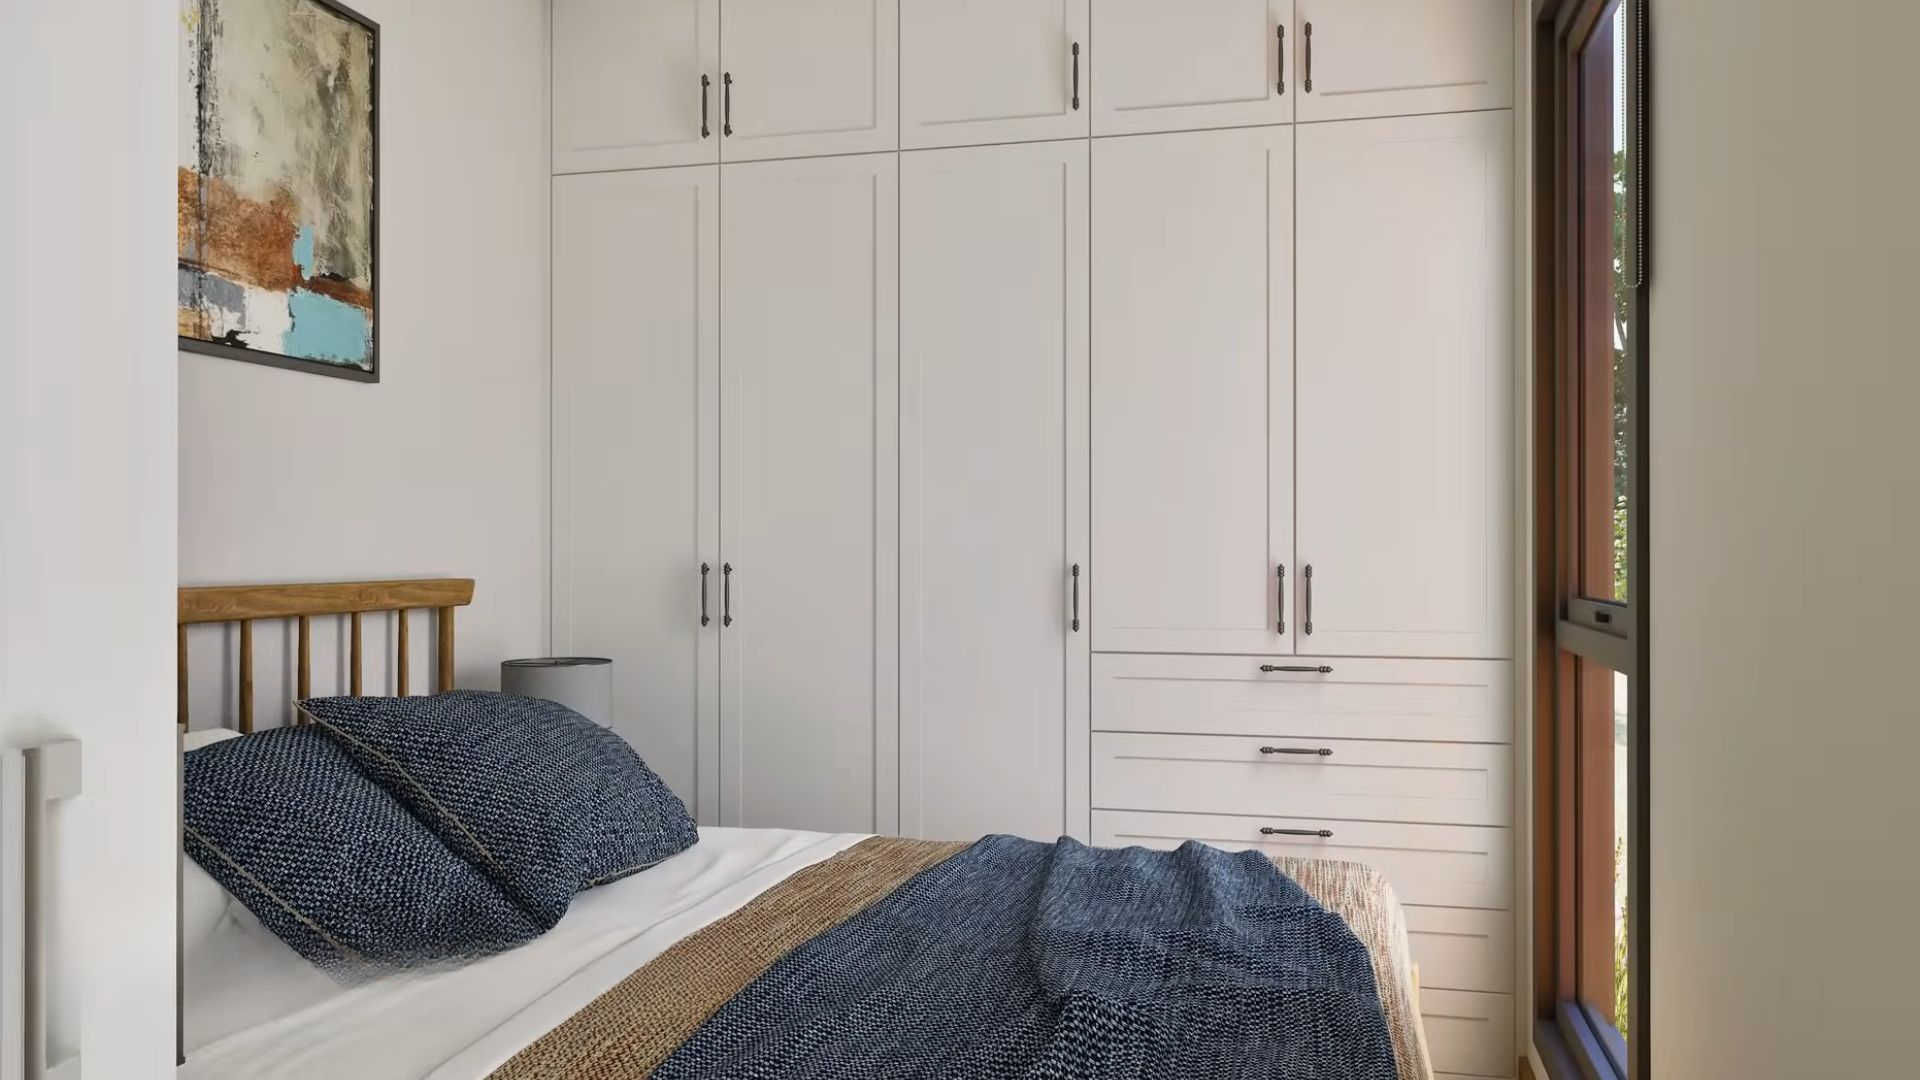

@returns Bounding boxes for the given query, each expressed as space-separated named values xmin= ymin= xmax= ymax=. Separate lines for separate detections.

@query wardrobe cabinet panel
xmin=1294 ymin=0 xmax=1513 ymax=122
xmin=1092 ymin=127 xmax=1293 ymax=656
xmin=1092 ymin=0 xmax=1292 ymax=136
xmin=901 ymin=0 xmax=1089 ymax=149
xmin=552 ymin=0 xmax=719 ymax=173
xmin=551 ymin=168 xmax=719 ymax=818
xmin=1296 ymin=112 xmax=1512 ymax=660
xmin=719 ymin=154 xmax=899 ymax=833
xmin=900 ymin=141 xmax=1088 ymax=843
xmin=720 ymin=0 xmax=898 ymax=162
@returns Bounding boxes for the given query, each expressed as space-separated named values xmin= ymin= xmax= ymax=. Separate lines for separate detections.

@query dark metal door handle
xmin=700 ymin=74 xmax=711 ymax=138
xmin=700 ymin=562 xmax=711 ymax=626
xmin=1303 ymin=564 xmax=1315 ymax=635
xmin=1275 ymin=564 xmax=1286 ymax=634
xmin=1260 ymin=746 xmax=1333 ymax=757
xmin=1071 ymin=564 xmax=1081 ymax=632
xmin=1304 ymin=22 xmax=1314 ymax=93
xmin=721 ymin=563 xmax=733 ymax=626
xmin=1071 ymin=42 xmax=1081 ymax=111
xmin=722 ymin=72 xmax=733 ymax=137
xmin=1259 ymin=664 xmax=1332 ymax=674
xmin=1277 ymin=25 xmax=1285 ymax=94
xmin=1261 ymin=826 xmax=1334 ymax=839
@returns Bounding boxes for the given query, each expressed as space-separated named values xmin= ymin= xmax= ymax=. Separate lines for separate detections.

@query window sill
xmin=1534 ymin=1009 xmax=1626 ymax=1080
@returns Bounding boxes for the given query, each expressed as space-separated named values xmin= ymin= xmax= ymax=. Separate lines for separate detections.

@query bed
xmin=177 ymin=580 xmax=1434 ymax=1080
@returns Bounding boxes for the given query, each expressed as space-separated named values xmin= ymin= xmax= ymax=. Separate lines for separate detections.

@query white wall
xmin=1652 ymin=3 xmax=1920 ymax=1077
xmin=0 ymin=0 xmax=178 ymax=1074
xmin=179 ymin=0 xmax=551 ymax=728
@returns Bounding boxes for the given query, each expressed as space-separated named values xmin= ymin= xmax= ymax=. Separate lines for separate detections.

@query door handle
xmin=1071 ymin=42 xmax=1081 ymax=111
xmin=1071 ymin=564 xmax=1081 ymax=632
xmin=700 ymin=562 xmax=711 ymax=626
xmin=1303 ymin=564 xmax=1315 ymax=636
xmin=1275 ymin=564 xmax=1286 ymax=634
xmin=722 ymin=72 xmax=733 ymax=137
xmin=1304 ymin=22 xmax=1314 ymax=93
xmin=1261 ymin=826 xmax=1333 ymax=839
xmin=721 ymin=563 xmax=733 ymax=626
xmin=700 ymin=74 xmax=711 ymax=138
xmin=1259 ymin=664 xmax=1332 ymax=674
xmin=1277 ymin=25 xmax=1286 ymax=95
xmin=1260 ymin=746 xmax=1333 ymax=757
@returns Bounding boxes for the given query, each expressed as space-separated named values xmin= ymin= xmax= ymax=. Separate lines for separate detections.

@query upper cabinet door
xmin=900 ymin=0 xmax=1089 ymax=149
xmin=720 ymin=0 xmax=899 ymax=162
xmin=1092 ymin=0 xmax=1292 ymax=137
xmin=552 ymin=0 xmax=720 ymax=173
xmin=1092 ymin=127 xmax=1294 ymax=656
xmin=1295 ymin=112 xmax=1512 ymax=659
xmin=1294 ymin=0 xmax=1512 ymax=122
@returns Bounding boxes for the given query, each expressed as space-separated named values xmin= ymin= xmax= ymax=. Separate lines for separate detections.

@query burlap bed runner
xmin=489 ymin=838 xmax=1431 ymax=1080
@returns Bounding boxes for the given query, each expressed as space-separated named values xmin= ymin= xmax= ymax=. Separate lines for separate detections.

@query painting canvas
xmin=179 ymin=0 xmax=378 ymax=381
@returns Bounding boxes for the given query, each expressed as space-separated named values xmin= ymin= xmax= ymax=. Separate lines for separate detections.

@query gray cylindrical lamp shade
xmin=501 ymin=657 xmax=612 ymax=727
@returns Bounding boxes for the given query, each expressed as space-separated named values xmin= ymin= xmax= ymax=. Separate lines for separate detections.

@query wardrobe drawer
xmin=1093 ymin=733 xmax=1510 ymax=827
xmin=1093 ymin=654 xmax=1512 ymax=743
xmin=1406 ymin=906 xmax=1514 ymax=994
xmin=1094 ymin=810 xmax=1512 ymax=910
xmin=1422 ymin=990 xmax=1516 ymax=1079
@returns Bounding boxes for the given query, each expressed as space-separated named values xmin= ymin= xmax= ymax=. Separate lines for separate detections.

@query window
xmin=1534 ymin=1 xmax=1647 ymax=1078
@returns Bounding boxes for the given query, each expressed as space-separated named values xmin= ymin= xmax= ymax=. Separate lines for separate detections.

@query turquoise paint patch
xmin=285 ymin=289 xmax=371 ymax=367
xmin=292 ymin=225 xmax=317 ymax=278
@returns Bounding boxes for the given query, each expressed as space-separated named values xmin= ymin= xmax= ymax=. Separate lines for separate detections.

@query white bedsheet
xmin=182 ymin=827 xmax=867 ymax=1080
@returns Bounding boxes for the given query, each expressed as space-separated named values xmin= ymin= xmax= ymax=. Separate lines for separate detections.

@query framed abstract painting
xmin=179 ymin=0 xmax=379 ymax=382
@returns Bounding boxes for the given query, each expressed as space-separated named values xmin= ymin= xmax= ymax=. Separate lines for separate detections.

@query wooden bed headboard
xmin=177 ymin=578 xmax=475 ymax=733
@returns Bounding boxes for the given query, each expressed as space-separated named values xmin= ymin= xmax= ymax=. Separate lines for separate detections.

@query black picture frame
xmin=178 ymin=0 xmax=380 ymax=384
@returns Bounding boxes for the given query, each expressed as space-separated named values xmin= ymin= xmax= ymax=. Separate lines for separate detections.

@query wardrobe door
xmin=1092 ymin=127 xmax=1293 ymax=656
xmin=552 ymin=0 xmax=719 ymax=173
xmin=720 ymin=153 xmax=899 ymax=833
xmin=552 ymin=167 xmax=719 ymax=818
xmin=900 ymin=141 xmax=1088 ymax=843
xmin=1092 ymin=0 xmax=1292 ymax=136
xmin=1293 ymin=0 xmax=1513 ymax=122
xmin=719 ymin=0 xmax=898 ymax=162
xmin=900 ymin=0 xmax=1088 ymax=149
xmin=1296 ymin=112 xmax=1512 ymax=659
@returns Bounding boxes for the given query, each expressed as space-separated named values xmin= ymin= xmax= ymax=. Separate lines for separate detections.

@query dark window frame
xmin=1532 ymin=0 xmax=1650 ymax=1078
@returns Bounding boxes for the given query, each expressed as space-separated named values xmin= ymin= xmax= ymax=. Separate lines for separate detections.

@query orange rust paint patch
xmin=185 ymin=171 xmax=304 ymax=294
xmin=302 ymin=275 xmax=373 ymax=312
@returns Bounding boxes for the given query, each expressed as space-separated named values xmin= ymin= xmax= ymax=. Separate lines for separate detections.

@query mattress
xmin=182 ymin=828 xmax=1429 ymax=1080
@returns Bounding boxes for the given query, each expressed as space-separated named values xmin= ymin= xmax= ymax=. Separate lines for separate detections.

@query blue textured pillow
xmin=298 ymin=690 xmax=699 ymax=928
xmin=182 ymin=726 xmax=542 ymax=979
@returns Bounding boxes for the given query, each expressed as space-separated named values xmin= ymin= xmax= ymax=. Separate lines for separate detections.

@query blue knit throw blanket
xmin=654 ymin=835 xmax=1398 ymax=1080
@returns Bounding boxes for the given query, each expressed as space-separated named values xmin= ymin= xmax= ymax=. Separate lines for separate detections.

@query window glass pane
xmin=1608 ymin=4 xmax=1631 ymax=602
xmin=1612 ymin=669 xmax=1630 ymax=1038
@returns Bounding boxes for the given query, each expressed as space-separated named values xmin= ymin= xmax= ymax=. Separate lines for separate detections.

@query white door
xmin=900 ymin=141 xmax=1088 ymax=843
xmin=551 ymin=0 xmax=719 ymax=173
xmin=1092 ymin=126 xmax=1293 ymax=656
xmin=720 ymin=153 xmax=899 ymax=833
xmin=552 ymin=167 xmax=719 ymax=819
xmin=1092 ymin=0 xmax=1293 ymax=136
xmin=1294 ymin=0 xmax=1513 ymax=122
xmin=720 ymin=0 xmax=898 ymax=162
xmin=900 ymin=0 xmax=1088 ymax=149
xmin=1296 ymin=111 xmax=1512 ymax=659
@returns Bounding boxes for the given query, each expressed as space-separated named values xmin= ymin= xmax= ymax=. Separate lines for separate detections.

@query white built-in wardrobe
xmin=553 ymin=4 xmax=1516 ymax=1074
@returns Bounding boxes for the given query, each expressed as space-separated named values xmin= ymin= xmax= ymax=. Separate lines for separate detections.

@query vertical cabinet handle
xmin=1276 ymin=26 xmax=1286 ymax=95
xmin=1071 ymin=43 xmax=1081 ymax=111
xmin=1276 ymin=564 xmax=1286 ymax=634
xmin=700 ymin=74 xmax=711 ymax=138
xmin=700 ymin=563 xmax=711 ymax=626
xmin=1303 ymin=564 xmax=1315 ymax=636
xmin=722 ymin=72 xmax=733 ymax=137
xmin=1071 ymin=564 xmax=1082 ymax=632
xmin=722 ymin=563 xmax=733 ymax=627
xmin=1304 ymin=22 xmax=1314 ymax=93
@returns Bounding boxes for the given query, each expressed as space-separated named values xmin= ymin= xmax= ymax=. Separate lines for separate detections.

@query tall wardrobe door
xmin=900 ymin=0 xmax=1089 ymax=149
xmin=1092 ymin=127 xmax=1294 ymax=656
xmin=552 ymin=0 xmax=719 ymax=173
xmin=900 ymin=141 xmax=1088 ymax=843
xmin=1091 ymin=0 xmax=1293 ymax=136
xmin=720 ymin=153 xmax=899 ymax=833
xmin=1296 ymin=112 xmax=1512 ymax=659
xmin=552 ymin=167 xmax=719 ymax=817
xmin=719 ymin=0 xmax=899 ymax=162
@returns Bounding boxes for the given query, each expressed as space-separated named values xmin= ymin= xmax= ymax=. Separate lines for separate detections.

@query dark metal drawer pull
xmin=722 ymin=72 xmax=733 ymax=137
xmin=1260 ymin=746 xmax=1333 ymax=757
xmin=1304 ymin=22 xmax=1314 ymax=93
xmin=1261 ymin=826 xmax=1333 ymax=839
xmin=1276 ymin=25 xmax=1286 ymax=95
xmin=1071 ymin=42 xmax=1081 ymax=110
xmin=1259 ymin=664 xmax=1332 ymax=674
xmin=700 ymin=562 xmax=711 ymax=626
xmin=1071 ymin=563 xmax=1081 ymax=632
xmin=721 ymin=562 xmax=733 ymax=626
xmin=1303 ymin=563 xmax=1315 ymax=635
xmin=700 ymin=74 xmax=711 ymax=138
xmin=1275 ymin=564 xmax=1285 ymax=635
